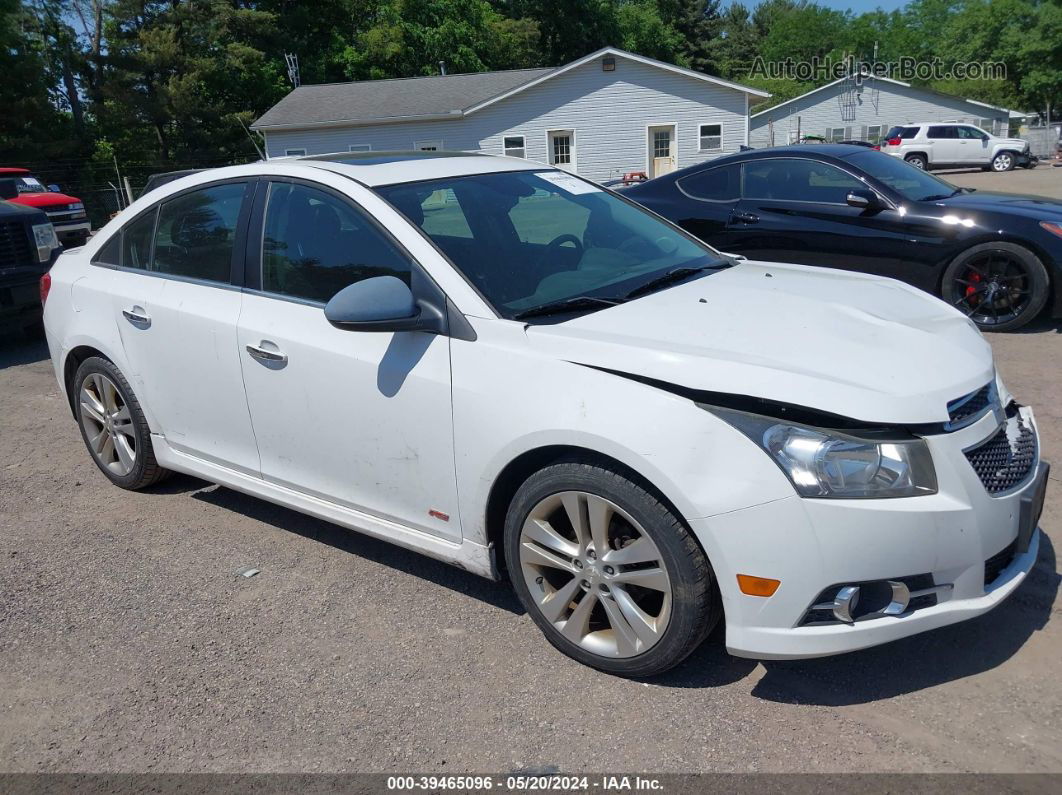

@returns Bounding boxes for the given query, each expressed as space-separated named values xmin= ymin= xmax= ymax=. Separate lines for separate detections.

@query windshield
xmin=844 ymin=150 xmax=958 ymax=202
xmin=376 ymin=170 xmax=723 ymax=319
xmin=15 ymin=176 xmax=46 ymax=193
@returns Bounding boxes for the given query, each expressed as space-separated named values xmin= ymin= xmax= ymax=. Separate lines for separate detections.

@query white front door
xmin=648 ymin=125 xmax=676 ymax=178
xmin=548 ymin=130 xmax=576 ymax=172
xmin=235 ymin=179 xmax=461 ymax=541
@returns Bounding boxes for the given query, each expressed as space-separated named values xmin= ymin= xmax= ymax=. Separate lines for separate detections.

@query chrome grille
xmin=964 ymin=412 xmax=1037 ymax=495
xmin=946 ymin=381 xmax=997 ymax=430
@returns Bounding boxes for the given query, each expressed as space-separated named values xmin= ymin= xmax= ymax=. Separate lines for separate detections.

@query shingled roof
xmin=252 ymin=67 xmax=555 ymax=130
xmin=252 ymin=47 xmax=770 ymax=131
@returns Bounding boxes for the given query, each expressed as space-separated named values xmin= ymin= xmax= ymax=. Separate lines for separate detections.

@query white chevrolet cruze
xmin=42 ymin=152 xmax=1048 ymax=676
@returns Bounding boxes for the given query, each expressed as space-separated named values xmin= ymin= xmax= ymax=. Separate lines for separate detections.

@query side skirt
xmin=151 ymin=434 xmax=499 ymax=580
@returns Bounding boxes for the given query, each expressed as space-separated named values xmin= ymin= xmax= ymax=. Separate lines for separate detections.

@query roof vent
xmin=602 ymin=56 xmax=616 ymax=72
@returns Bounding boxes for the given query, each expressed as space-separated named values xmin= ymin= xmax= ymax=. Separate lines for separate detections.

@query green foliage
xmin=0 ymin=0 xmax=1058 ymax=182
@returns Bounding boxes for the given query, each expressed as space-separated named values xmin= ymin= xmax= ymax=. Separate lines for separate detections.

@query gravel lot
xmin=2 ymin=236 xmax=1061 ymax=773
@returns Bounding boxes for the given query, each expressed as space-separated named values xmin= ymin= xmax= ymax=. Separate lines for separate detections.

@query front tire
xmin=991 ymin=151 xmax=1016 ymax=172
xmin=504 ymin=461 xmax=720 ymax=677
xmin=73 ymin=356 xmax=170 ymax=489
xmin=941 ymin=242 xmax=1049 ymax=332
xmin=905 ymin=153 xmax=927 ymax=170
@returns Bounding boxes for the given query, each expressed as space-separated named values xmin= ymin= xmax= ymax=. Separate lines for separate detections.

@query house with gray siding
xmin=749 ymin=75 xmax=1012 ymax=148
xmin=252 ymin=47 xmax=769 ymax=182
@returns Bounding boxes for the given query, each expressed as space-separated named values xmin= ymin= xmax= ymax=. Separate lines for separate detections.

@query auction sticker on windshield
xmin=535 ymin=171 xmax=600 ymax=195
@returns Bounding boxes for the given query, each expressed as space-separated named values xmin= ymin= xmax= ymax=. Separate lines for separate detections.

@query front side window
xmin=153 ymin=183 xmax=245 ymax=282
xmin=678 ymin=164 xmax=739 ymax=201
xmin=121 ymin=208 xmax=158 ymax=270
xmin=503 ymin=136 xmax=526 ymax=158
xmin=261 ymin=182 xmax=413 ymax=304
xmin=699 ymin=124 xmax=722 ymax=151
xmin=377 ymin=170 xmax=722 ymax=319
xmin=845 ymin=149 xmax=958 ymax=202
xmin=958 ymin=126 xmax=986 ymax=139
xmin=742 ymin=159 xmax=862 ymax=203
xmin=15 ymin=175 xmax=46 ymax=193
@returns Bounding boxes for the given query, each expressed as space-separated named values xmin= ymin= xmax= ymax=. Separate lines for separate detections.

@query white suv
xmin=881 ymin=123 xmax=1032 ymax=172
xmin=40 ymin=153 xmax=1048 ymax=676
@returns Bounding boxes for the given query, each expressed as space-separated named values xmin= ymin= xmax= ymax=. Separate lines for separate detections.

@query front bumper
xmin=691 ymin=406 xmax=1044 ymax=660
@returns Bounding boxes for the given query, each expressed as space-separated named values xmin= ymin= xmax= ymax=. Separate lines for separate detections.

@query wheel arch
xmin=62 ymin=344 xmax=110 ymax=418
xmin=484 ymin=444 xmax=701 ymax=580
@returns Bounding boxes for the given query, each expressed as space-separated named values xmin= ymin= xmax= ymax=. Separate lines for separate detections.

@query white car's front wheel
xmin=991 ymin=152 xmax=1015 ymax=172
xmin=504 ymin=461 xmax=720 ymax=677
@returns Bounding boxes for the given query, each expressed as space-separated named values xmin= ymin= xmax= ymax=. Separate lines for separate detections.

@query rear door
xmin=724 ymin=157 xmax=920 ymax=281
xmin=926 ymin=126 xmax=961 ymax=165
xmin=107 ymin=180 xmax=261 ymax=475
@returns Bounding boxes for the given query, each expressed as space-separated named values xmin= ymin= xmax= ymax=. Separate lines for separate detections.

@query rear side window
xmin=678 ymin=164 xmax=739 ymax=201
xmin=261 ymin=182 xmax=413 ymax=304
xmin=153 ymin=183 xmax=245 ymax=283
xmin=927 ymin=126 xmax=956 ymax=139
xmin=121 ymin=208 xmax=157 ymax=270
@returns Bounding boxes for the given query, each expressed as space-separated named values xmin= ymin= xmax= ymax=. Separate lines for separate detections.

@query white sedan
xmin=40 ymin=152 xmax=1048 ymax=676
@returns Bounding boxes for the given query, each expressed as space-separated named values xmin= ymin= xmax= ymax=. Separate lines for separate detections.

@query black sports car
xmin=622 ymin=145 xmax=1062 ymax=331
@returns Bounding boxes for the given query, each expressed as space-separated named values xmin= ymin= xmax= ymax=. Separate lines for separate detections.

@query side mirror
xmin=846 ymin=189 xmax=881 ymax=210
xmin=0 ymin=179 xmax=17 ymax=200
xmin=325 ymin=275 xmax=426 ymax=332
xmin=47 ymin=184 xmax=61 ymax=192
xmin=981 ymin=135 xmax=990 ymax=141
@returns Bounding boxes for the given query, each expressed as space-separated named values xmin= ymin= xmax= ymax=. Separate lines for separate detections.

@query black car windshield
xmin=376 ymin=170 xmax=724 ymax=319
xmin=844 ymin=150 xmax=958 ymax=202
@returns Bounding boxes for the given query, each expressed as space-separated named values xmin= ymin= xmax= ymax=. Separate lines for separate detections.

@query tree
xmin=658 ymin=0 xmax=722 ymax=74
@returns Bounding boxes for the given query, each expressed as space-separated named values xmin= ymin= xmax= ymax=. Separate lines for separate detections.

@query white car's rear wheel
xmin=504 ymin=461 xmax=720 ymax=677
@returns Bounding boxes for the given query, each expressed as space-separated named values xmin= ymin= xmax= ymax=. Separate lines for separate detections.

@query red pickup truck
xmin=0 ymin=167 xmax=91 ymax=247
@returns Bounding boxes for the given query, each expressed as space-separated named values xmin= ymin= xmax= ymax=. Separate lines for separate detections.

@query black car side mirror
xmin=325 ymin=275 xmax=439 ymax=333
xmin=846 ymin=189 xmax=881 ymax=210
xmin=0 ymin=179 xmax=17 ymax=200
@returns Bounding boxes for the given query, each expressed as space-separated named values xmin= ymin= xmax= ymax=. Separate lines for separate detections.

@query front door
xmin=648 ymin=125 xmax=676 ymax=178
xmin=236 ymin=179 xmax=461 ymax=540
xmin=109 ymin=181 xmax=261 ymax=475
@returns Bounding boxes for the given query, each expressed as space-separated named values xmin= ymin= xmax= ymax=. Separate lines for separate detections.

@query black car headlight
xmin=706 ymin=406 xmax=937 ymax=498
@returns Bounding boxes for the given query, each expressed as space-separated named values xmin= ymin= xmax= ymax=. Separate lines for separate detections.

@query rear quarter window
xmin=678 ymin=164 xmax=739 ymax=201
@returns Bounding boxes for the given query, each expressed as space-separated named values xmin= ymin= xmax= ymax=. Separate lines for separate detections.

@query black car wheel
xmin=905 ymin=153 xmax=927 ymax=170
xmin=941 ymin=243 xmax=1049 ymax=332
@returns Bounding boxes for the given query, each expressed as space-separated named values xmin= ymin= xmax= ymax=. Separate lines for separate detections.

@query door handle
xmin=246 ymin=342 xmax=288 ymax=365
xmin=730 ymin=211 xmax=759 ymax=224
xmin=122 ymin=308 xmax=151 ymax=327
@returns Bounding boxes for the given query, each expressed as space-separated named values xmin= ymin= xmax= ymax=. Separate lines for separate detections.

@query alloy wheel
xmin=79 ymin=372 xmax=137 ymax=476
xmin=951 ymin=250 xmax=1032 ymax=327
xmin=518 ymin=491 xmax=672 ymax=658
xmin=992 ymin=153 xmax=1013 ymax=171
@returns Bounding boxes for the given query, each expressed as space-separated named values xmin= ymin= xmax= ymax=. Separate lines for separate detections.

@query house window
xmin=866 ymin=125 xmax=882 ymax=143
xmin=699 ymin=124 xmax=722 ymax=151
xmin=549 ymin=132 xmax=573 ymax=165
xmin=979 ymin=118 xmax=995 ymax=134
xmin=827 ymin=127 xmax=846 ymax=142
xmin=414 ymin=140 xmax=443 ymax=152
xmin=284 ymin=148 xmax=307 ymax=157
xmin=348 ymin=144 xmax=371 ymax=152
xmin=503 ymin=136 xmax=526 ymax=159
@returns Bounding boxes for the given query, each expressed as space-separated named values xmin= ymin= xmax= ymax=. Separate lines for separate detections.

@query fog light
xmin=737 ymin=574 xmax=780 ymax=597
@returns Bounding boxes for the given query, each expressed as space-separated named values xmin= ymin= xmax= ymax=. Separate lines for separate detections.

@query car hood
xmin=934 ymin=190 xmax=1062 ymax=219
xmin=525 ymin=261 xmax=993 ymax=425
xmin=12 ymin=191 xmax=81 ymax=208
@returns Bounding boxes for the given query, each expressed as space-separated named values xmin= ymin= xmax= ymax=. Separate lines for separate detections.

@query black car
xmin=622 ymin=145 xmax=1062 ymax=331
xmin=0 ymin=178 xmax=61 ymax=336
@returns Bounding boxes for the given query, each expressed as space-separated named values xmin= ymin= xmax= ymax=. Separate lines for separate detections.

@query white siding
xmin=263 ymin=58 xmax=750 ymax=182
xmin=749 ymin=79 xmax=1009 ymax=147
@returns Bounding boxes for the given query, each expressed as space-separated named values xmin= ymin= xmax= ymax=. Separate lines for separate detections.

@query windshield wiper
xmin=512 ymin=295 xmax=624 ymax=320
xmin=622 ymin=262 xmax=731 ymax=300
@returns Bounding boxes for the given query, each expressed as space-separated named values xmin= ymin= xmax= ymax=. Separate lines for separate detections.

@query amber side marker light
xmin=737 ymin=574 xmax=781 ymax=597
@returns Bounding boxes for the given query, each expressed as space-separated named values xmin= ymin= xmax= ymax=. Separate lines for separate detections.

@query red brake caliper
xmin=965 ymin=270 xmax=981 ymax=298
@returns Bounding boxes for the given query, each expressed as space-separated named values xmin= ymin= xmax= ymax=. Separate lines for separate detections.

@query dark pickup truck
xmin=1 ymin=178 xmax=62 ymax=336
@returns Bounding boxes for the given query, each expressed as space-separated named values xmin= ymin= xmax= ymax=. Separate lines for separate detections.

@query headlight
xmin=707 ymin=407 xmax=937 ymax=498
xmin=68 ymin=202 xmax=84 ymax=210
xmin=32 ymin=222 xmax=59 ymax=262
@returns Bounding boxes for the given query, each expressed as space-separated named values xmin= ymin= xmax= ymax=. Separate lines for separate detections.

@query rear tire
xmin=941 ymin=242 xmax=1049 ymax=332
xmin=905 ymin=153 xmax=927 ymax=170
xmin=504 ymin=461 xmax=720 ymax=677
xmin=72 ymin=356 xmax=170 ymax=489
